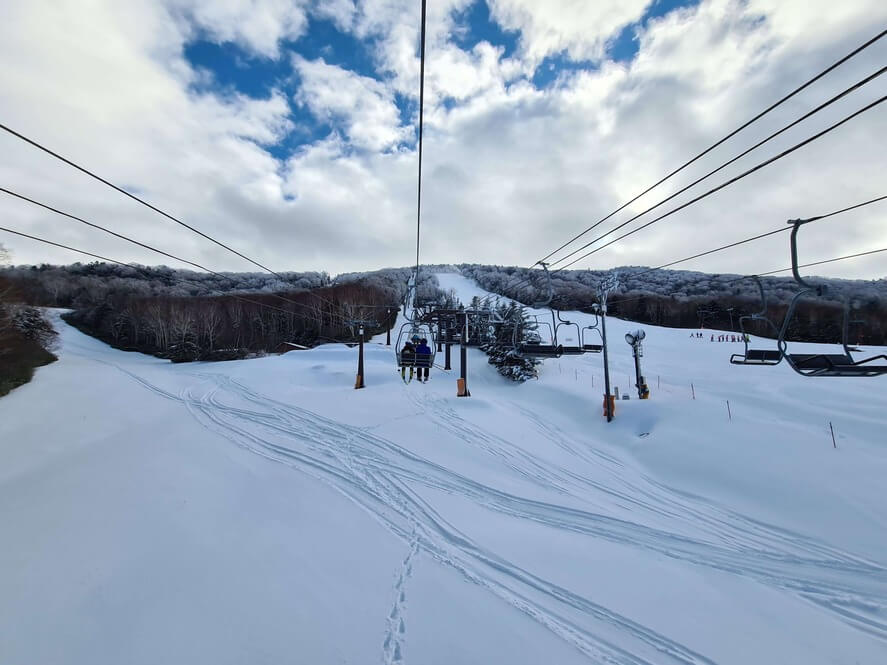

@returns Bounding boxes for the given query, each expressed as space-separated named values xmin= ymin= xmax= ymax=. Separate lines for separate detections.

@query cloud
xmin=311 ymin=0 xmax=357 ymax=32
xmin=292 ymin=55 xmax=410 ymax=151
xmin=1 ymin=0 xmax=886 ymax=282
xmin=169 ymin=0 xmax=312 ymax=58
xmin=487 ymin=0 xmax=650 ymax=65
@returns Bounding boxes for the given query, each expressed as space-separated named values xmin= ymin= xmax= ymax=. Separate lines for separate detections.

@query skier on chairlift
xmin=415 ymin=337 xmax=432 ymax=382
xmin=401 ymin=340 xmax=416 ymax=381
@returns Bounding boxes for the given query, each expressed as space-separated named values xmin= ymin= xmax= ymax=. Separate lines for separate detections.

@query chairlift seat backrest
xmin=583 ymin=344 xmax=603 ymax=353
xmin=398 ymin=351 xmax=433 ymax=368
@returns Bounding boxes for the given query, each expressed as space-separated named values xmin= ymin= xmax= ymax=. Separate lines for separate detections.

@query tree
xmin=481 ymin=302 xmax=539 ymax=382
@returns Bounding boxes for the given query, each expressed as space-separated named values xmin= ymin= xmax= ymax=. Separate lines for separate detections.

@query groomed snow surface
xmin=2 ymin=272 xmax=886 ymax=665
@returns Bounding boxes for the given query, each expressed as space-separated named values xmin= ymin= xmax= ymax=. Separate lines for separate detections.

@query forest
xmin=0 ymin=261 xmax=444 ymax=363
xmin=459 ymin=264 xmax=887 ymax=345
xmin=1 ymin=258 xmax=885 ymax=373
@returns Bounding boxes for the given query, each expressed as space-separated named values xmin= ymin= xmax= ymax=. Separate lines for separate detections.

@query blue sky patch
xmin=532 ymin=55 xmax=598 ymax=88
xmin=608 ymin=0 xmax=701 ymax=62
xmin=453 ymin=0 xmax=519 ymax=59
xmin=184 ymin=39 xmax=292 ymax=98
xmin=294 ymin=17 xmax=378 ymax=80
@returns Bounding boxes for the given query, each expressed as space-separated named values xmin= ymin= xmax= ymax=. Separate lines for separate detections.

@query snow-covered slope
xmin=1 ymin=274 xmax=886 ymax=665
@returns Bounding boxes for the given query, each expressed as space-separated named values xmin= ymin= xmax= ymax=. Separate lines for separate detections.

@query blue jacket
xmin=415 ymin=343 xmax=432 ymax=355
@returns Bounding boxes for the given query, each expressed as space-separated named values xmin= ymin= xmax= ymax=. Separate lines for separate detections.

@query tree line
xmin=1 ymin=261 xmax=450 ymax=363
xmin=459 ymin=264 xmax=887 ymax=345
xmin=62 ymin=282 xmax=401 ymax=362
xmin=0 ymin=246 xmax=58 ymax=395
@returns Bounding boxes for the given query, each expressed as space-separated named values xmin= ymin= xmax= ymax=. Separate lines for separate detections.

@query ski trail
xmin=510 ymin=401 xmax=878 ymax=564
xmin=201 ymin=374 xmax=887 ymax=642
xmin=417 ymin=390 xmax=883 ymax=570
xmin=184 ymin=376 xmax=719 ymax=663
xmin=108 ymin=365 xmax=887 ymax=657
xmin=383 ymin=537 xmax=418 ymax=665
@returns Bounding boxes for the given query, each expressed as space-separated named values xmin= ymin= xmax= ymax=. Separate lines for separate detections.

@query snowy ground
xmin=1 ymin=272 xmax=886 ymax=665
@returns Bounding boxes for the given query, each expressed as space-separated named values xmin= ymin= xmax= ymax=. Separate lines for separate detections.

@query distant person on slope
xmin=415 ymin=338 xmax=432 ymax=382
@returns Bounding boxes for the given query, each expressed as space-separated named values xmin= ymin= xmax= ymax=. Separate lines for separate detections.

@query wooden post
xmin=726 ymin=400 xmax=732 ymax=421
xmin=691 ymin=383 xmax=695 ymax=400
xmin=829 ymin=421 xmax=837 ymax=448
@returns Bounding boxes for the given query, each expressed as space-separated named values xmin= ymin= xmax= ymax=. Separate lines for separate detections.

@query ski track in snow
xmin=85 ymin=355 xmax=887 ymax=664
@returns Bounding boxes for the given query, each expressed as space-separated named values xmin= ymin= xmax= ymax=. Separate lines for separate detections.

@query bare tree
xmin=200 ymin=301 xmax=222 ymax=351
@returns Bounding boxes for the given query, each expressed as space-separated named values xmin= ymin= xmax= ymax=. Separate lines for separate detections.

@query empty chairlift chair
xmin=777 ymin=218 xmax=887 ymax=377
xmin=730 ymin=276 xmax=783 ymax=366
xmin=515 ymin=315 xmax=563 ymax=358
xmin=513 ymin=262 xmax=564 ymax=358
xmin=582 ymin=306 xmax=604 ymax=353
xmin=780 ymin=302 xmax=887 ymax=377
xmin=555 ymin=310 xmax=585 ymax=355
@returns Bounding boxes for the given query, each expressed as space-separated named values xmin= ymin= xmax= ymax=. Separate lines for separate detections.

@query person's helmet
xmin=411 ymin=335 xmax=420 ymax=342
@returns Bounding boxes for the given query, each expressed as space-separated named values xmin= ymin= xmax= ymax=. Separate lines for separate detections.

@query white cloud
xmin=487 ymin=0 xmax=650 ymax=64
xmin=168 ymin=0 xmax=311 ymax=58
xmin=311 ymin=0 xmax=357 ymax=32
xmin=348 ymin=0 xmax=474 ymax=96
xmin=292 ymin=56 xmax=410 ymax=151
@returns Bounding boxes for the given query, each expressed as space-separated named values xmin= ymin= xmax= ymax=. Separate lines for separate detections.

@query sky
xmin=0 ymin=0 xmax=885 ymax=279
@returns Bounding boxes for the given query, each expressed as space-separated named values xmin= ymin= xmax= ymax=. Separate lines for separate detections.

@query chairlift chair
xmin=395 ymin=321 xmax=436 ymax=369
xmin=582 ymin=330 xmax=604 ymax=353
xmin=510 ymin=264 xmax=566 ymax=358
xmin=729 ymin=276 xmax=783 ymax=366
xmin=777 ymin=218 xmax=887 ymax=377
xmin=581 ymin=307 xmax=604 ymax=353
xmin=555 ymin=310 xmax=585 ymax=355
xmin=512 ymin=313 xmax=563 ymax=358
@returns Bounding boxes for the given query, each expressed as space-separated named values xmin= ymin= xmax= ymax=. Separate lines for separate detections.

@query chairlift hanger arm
xmin=787 ymin=217 xmax=824 ymax=292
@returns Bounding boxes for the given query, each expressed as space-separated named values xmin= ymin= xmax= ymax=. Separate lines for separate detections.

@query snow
xmin=1 ymin=273 xmax=886 ymax=665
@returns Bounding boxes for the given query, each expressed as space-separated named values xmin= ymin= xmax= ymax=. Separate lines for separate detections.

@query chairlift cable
xmin=757 ymin=246 xmax=887 ymax=276
xmin=627 ymin=193 xmax=887 ymax=279
xmin=414 ymin=0 xmax=427 ymax=284
xmin=553 ymin=193 xmax=887 ymax=306
xmin=553 ymin=95 xmax=887 ymax=272
xmin=548 ymin=67 xmax=887 ymax=269
xmin=0 ymin=124 xmax=287 ymax=280
xmin=535 ymin=28 xmax=887 ymax=266
xmin=0 ymin=226 xmax=309 ymax=319
xmin=505 ymin=188 xmax=887 ymax=298
xmin=0 ymin=190 xmax=354 ymax=323
xmin=606 ymin=244 xmax=887 ymax=308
